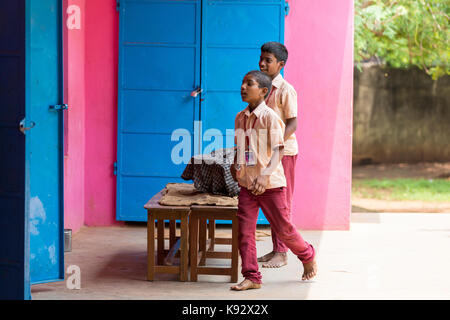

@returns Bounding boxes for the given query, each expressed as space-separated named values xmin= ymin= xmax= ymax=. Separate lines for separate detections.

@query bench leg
xmin=199 ymin=217 xmax=207 ymax=266
xmin=208 ymin=219 xmax=215 ymax=252
xmin=169 ymin=219 xmax=176 ymax=249
xmin=189 ymin=216 xmax=199 ymax=282
xmin=180 ymin=216 xmax=189 ymax=282
xmin=157 ymin=219 xmax=165 ymax=265
xmin=147 ymin=215 xmax=155 ymax=281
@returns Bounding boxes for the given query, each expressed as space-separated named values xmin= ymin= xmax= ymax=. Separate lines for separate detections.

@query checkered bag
xmin=181 ymin=148 xmax=240 ymax=197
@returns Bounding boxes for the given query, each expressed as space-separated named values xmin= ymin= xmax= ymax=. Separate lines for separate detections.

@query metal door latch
xmin=191 ymin=88 xmax=203 ymax=98
xmin=19 ymin=118 xmax=35 ymax=134
xmin=49 ymin=104 xmax=68 ymax=111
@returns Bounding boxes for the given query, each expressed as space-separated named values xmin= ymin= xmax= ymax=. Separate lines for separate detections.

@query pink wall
xmin=64 ymin=0 xmax=120 ymax=232
xmin=64 ymin=0 xmax=86 ymax=233
xmin=285 ymin=0 xmax=354 ymax=230
xmin=65 ymin=0 xmax=353 ymax=232
xmin=83 ymin=0 xmax=119 ymax=227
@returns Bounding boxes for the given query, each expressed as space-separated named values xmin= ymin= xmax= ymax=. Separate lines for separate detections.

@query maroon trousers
xmin=237 ymin=186 xmax=314 ymax=284
xmin=271 ymin=155 xmax=297 ymax=252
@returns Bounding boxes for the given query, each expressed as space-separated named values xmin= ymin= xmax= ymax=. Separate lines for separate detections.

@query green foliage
xmin=355 ymin=0 xmax=450 ymax=79
xmin=353 ymin=178 xmax=450 ymax=202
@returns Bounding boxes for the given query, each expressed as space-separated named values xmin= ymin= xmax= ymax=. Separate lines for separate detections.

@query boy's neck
xmin=270 ymin=71 xmax=281 ymax=80
xmin=248 ymin=99 xmax=264 ymax=112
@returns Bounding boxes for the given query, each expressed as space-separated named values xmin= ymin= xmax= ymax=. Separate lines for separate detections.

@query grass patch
xmin=352 ymin=178 xmax=450 ymax=202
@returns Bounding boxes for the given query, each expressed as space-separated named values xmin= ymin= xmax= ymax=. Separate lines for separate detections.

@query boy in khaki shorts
xmin=230 ymin=70 xmax=316 ymax=291
xmin=258 ymin=42 xmax=299 ymax=268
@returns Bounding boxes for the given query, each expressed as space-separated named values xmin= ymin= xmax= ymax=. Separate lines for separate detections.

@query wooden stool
xmin=189 ymin=205 xmax=239 ymax=282
xmin=144 ymin=191 xmax=190 ymax=282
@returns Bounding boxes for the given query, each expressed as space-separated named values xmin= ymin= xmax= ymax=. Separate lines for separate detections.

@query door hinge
xmin=116 ymin=0 xmax=120 ymax=12
xmin=114 ymin=162 xmax=118 ymax=175
xmin=49 ymin=104 xmax=68 ymax=111
xmin=285 ymin=1 xmax=290 ymax=16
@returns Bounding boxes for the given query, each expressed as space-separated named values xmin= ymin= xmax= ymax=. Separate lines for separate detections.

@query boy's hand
xmin=249 ymin=175 xmax=269 ymax=195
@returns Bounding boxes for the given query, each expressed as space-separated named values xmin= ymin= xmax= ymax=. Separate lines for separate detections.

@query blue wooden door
xmin=116 ymin=0 xmax=201 ymax=221
xmin=0 ymin=0 xmax=64 ymax=299
xmin=201 ymin=0 xmax=286 ymax=224
xmin=117 ymin=0 xmax=285 ymax=223
xmin=26 ymin=0 xmax=65 ymax=285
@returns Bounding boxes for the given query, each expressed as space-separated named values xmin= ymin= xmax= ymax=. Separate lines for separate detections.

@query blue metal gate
xmin=0 ymin=0 xmax=64 ymax=299
xmin=117 ymin=0 xmax=286 ymax=222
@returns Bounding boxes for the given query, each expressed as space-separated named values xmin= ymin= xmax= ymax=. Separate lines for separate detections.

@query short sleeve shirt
xmin=234 ymin=101 xmax=286 ymax=189
xmin=265 ymin=74 xmax=299 ymax=156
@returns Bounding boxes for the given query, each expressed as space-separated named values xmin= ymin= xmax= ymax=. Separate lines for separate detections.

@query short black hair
xmin=261 ymin=41 xmax=288 ymax=63
xmin=245 ymin=70 xmax=272 ymax=99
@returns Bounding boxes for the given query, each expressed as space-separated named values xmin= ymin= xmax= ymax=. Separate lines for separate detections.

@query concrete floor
xmin=31 ymin=213 xmax=450 ymax=300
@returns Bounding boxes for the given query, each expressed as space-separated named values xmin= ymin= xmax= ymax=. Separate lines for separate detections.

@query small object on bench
xmin=189 ymin=205 xmax=239 ymax=283
xmin=144 ymin=191 xmax=190 ymax=282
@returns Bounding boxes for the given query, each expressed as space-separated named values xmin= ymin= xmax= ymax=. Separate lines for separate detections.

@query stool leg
xmin=189 ymin=215 xmax=199 ymax=282
xmin=157 ymin=219 xmax=165 ymax=265
xmin=231 ymin=216 xmax=239 ymax=283
xmin=147 ymin=215 xmax=155 ymax=281
xmin=180 ymin=216 xmax=188 ymax=282
xmin=199 ymin=217 xmax=207 ymax=266
xmin=169 ymin=219 xmax=176 ymax=249
xmin=208 ymin=219 xmax=215 ymax=252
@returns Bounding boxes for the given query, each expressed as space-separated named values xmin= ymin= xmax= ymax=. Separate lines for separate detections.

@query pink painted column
xmin=64 ymin=0 xmax=86 ymax=233
xmin=285 ymin=0 xmax=354 ymax=230
xmin=83 ymin=0 xmax=120 ymax=226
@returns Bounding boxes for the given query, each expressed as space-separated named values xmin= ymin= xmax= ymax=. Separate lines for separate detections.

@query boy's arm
xmin=230 ymin=147 xmax=238 ymax=182
xmin=284 ymin=117 xmax=297 ymax=141
xmin=231 ymin=114 xmax=242 ymax=182
xmin=281 ymin=85 xmax=298 ymax=141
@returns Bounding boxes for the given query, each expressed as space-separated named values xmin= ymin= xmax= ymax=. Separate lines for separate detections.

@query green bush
xmin=355 ymin=0 xmax=449 ymax=79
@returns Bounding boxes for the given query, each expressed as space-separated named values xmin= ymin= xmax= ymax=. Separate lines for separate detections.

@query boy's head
xmin=259 ymin=42 xmax=288 ymax=79
xmin=241 ymin=70 xmax=272 ymax=105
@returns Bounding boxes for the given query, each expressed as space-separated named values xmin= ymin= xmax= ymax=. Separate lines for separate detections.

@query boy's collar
xmin=272 ymin=73 xmax=283 ymax=88
xmin=244 ymin=101 xmax=267 ymax=118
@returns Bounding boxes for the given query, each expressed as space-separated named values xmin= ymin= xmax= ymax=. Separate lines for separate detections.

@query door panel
xmin=0 ymin=0 xmax=63 ymax=299
xmin=201 ymin=0 xmax=285 ymax=139
xmin=27 ymin=0 xmax=64 ymax=284
xmin=201 ymin=0 xmax=285 ymax=224
xmin=0 ymin=0 xmax=28 ymax=300
xmin=117 ymin=0 xmax=285 ymax=222
xmin=117 ymin=0 xmax=201 ymax=221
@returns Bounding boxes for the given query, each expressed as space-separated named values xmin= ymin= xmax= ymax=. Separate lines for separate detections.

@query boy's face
xmin=259 ymin=52 xmax=285 ymax=79
xmin=241 ymin=75 xmax=268 ymax=105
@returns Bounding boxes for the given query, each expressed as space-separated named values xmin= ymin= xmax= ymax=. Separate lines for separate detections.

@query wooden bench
xmin=144 ymin=191 xmax=190 ymax=282
xmin=189 ymin=205 xmax=239 ymax=283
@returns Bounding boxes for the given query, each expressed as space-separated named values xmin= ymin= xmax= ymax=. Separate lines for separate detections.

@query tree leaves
xmin=355 ymin=0 xmax=449 ymax=79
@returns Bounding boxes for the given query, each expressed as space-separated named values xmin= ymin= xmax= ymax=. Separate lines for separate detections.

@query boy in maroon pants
xmin=230 ymin=71 xmax=317 ymax=291
xmin=258 ymin=42 xmax=299 ymax=268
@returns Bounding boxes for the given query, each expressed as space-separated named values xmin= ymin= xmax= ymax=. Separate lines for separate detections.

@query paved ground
xmin=31 ymin=213 xmax=450 ymax=300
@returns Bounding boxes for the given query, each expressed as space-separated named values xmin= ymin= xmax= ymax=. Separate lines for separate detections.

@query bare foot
xmin=257 ymin=251 xmax=275 ymax=263
xmin=230 ymin=279 xmax=262 ymax=291
xmin=262 ymin=252 xmax=288 ymax=268
xmin=302 ymin=259 xmax=317 ymax=281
